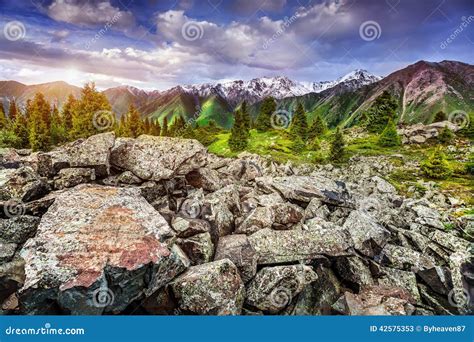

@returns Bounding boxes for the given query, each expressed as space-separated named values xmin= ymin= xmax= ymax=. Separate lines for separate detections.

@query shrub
xmin=378 ymin=119 xmax=401 ymax=147
xmin=438 ymin=125 xmax=454 ymax=144
xmin=421 ymin=148 xmax=453 ymax=180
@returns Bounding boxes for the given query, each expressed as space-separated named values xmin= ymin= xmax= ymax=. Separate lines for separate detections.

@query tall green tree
xmin=308 ymin=113 xmax=327 ymax=140
xmin=241 ymin=101 xmax=251 ymax=133
xmin=378 ymin=119 xmax=401 ymax=147
xmin=50 ymin=104 xmax=66 ymax=145
xmin=228 ymin=109 xmax=249 ymax=152
xmin=70 ymin=83 xmax=112 ymax=139
xmin=28 ymin=93 xmax=51 ymax=151
xmin=0 ymin=103 xmax=8 ymax=130
xmin=8 ymin=98 xmax=18 ymax=122
xmin=161 ymin=117 xmax=169 ymax=137
xmin=330 ymin=126 xmax=345 ymax=163
xmin=169 ymin=116 xmax=186 ymax=137
xmin=290 ymin=103 xmax=308 ymax=141
xmin=12 ymin=112 xmax=29 ymax=148
xmin=62 ymin=94 xmax=76 ymax=134
xmin=255 ymin=97 xmax=276 ymax=132
xmin=124 ymin=104 xmax=144 ymax=138
xmin=365 ymin=91 xmax=398 ymax=133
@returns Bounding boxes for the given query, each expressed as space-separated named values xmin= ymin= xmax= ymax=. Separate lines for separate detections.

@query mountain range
xmin=0 ymin=60 xmax=472 ymax=129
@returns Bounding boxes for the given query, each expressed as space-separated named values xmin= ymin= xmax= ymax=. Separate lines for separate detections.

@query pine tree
xmin=241 ymin=101 xmax=251 ymax=133
xmin=421 ymin=148 xmax=453 ymax=179
xmin=290 ymin=103 xmax=308 ymax=141
xmin=308 ymin=137 xmax=320 ymax=151
xmin=228 ymin=109 xmax=249 ymax=152
xmin=143 ymin=118 xmax=151 ymax=135
xmin=8 ymin=98 xmax=18 ymax=122
xmin=62 ymin=94 xmax=76 ymax=134
xmin=330 ymin=126 xmax=345 ymax=163
xmin=124 ymin=104 xmax=144 ymax=138
xmin=255 ymin=97 xmax=276 ymax=132
xmin=365 ymin=91 xmax=398 ymax=133
xmin=161 ymin=117 xmax=169 ymax=136
xmin=291 ymin=136 xmax=306 ymax=153
xmin=152 ymin=120 xmax=161 ymax=136
xmin=169 ymin=116 xmax=186 ymax=137
xmin=28 ymin=93 xmax=51 ymax=151
xmin=50 ymin=104 xmax=66 ymax=145
xmin=438 ymin=125 xmax=454 ymax=144
xmin=378 ymin=119 xmax=401 ymax=147
xmin=308 ymin=113 xmax=327 ymax=140
xmin=0 ymin=103 xmax=8 ymax=130
xmin=433 ymin=111 xmax=446 ymax=122
xmin=12 ymin=112 xmax=29 ymax=148
xmin=70 ymin=83 xmax=112 ymax=139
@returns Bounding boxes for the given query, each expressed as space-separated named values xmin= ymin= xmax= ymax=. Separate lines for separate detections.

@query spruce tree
xmin=290 ymin=103 xmax=308 ymax=141
xmin=330 ymin=126 xmax=345 ymax=163
xmin=12 ymin=112 xmax=29 ymax=148
xmin=124 ymin=104 xmax=144 ymax=138
xmin=241 ymin=101 xmax=251 ymax=133
xmin=161 ymin=117 xmax=169 ymax=137
xmin=308 ymin=137 xmax=320 ymax=151
xmin=308 ymin=113 xmax=327 ymax=140
xmin=438 ymin=125 xmax=454 ymax=144
xmin=365 ymin=91 xmax=398 ymax=133
xmin=421 ymin=148 xmax=452 ymax=180
xmin=50 ymin=104 xmax=65 ymax=145
xmin=255 ymin=97 xmax=276 ymax=132
xmin=0 ymin=104 xmax=8 ymax=130
xmin=62 ymin=94 xmax=76 ymax=135
xmin=169 ymin=116 xmax=186 ymax=137
xmin=8 ymin=99 xmax=18 ymax=122
xmin=378 ymin=119 xmax=401 ymax=147
xmin=152 ymin=120 xmax=161 ymax=136
xmin=143 ymin=118 xmax=151 ymax=135
xmin=433 ymin=111 xmax=446 ymax=122
xmin=28 ymin=93 xmax=51 ymax=151
xmin=228 ymin=109 xmax=249 ymax=152
xmin=291 ymin=136 xmax=306 ymax=153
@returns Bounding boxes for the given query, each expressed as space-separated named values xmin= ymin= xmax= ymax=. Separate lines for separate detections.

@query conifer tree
xmin=330 ymin=126 xmax=345 ymax=163
xmin=290 ymin=136 xmax=306 ymax=153
xmin=241 ymin=101 xmax=251 ymax=133
xmin=152 ymin=120 xmax=161 ymax=136
xmin=0 ymin=103 xmax=8 ymax=130
xmin=290 ymin=103 xmax=308 ymax=141
xmin=62 ymin=94 xmax=76 ymax=134
xmin=365 ymin=91 xmax=398 ymax=133
xmin=28 ymin=93 xmax=51 ymax=151
xmin=12 ymin=112 xmax=29 ymax=148
xmin=255 ymin=97 xmax=276 ymax=132
xmin=161 ymin=117 xmax=169 ymax=136
xmin=308 ymin=113 xmax=327 ymax=140
xmin=8 ymin=98 xmax=18 ymax=122
xmin=438 ymin=125 xmax=454 ymax=144
xmin=433 ymin=111 xmax=446 ymax=122
xmin=50 ymin=104 xmax=66 ymax=145
xmin=308 ymin=137 xmax=320 ymax=151
xmin=143 ymin=118 xmax=151 ymax=135
xmin=169 ymin=116 xmax=186 ymax=137
xmin=378 ymin=119 xmax=401 ymax=147
xmin=228 ymin=109 xmax=248 ymax=152
xmin=124 ymin=104 xmax=144 ymax=138
xmin=421 ymin=148 xmax=452 ymax=179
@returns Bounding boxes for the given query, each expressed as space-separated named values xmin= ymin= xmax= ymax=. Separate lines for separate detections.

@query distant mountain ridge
xmin=0 ymin=60 xmax=472 ymax=128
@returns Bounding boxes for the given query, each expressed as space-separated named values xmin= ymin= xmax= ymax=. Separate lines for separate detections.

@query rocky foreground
xmin=0 ymin=133 xmax=472 ymax=315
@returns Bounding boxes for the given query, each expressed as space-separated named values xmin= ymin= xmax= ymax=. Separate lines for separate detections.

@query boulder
xmin=19 ymin=184 xmax=189 ymax=314
xmin=248 ymin=228 xmax=352 ymax=265
xmin=245 ymin=265 xmax=317 ymax=313
xmin=235 ymin=207 xmax=274 ymax=235
xmin=271 ymin=202 xmax=304 ymax=227
xmin=379 ymin=244 xmax=435 ymax=271
xmin=418 ymin=266 xmax=453 ymax=296
xmin=214 ymin=234 xmax=257 ymax=283
xmin=38 ymin=132 xmax=115 ymax=178
xmin=342 ymin=210 xmax=390 ymax=257
xmin=256 ymin=176 xmax=351 ymax=205
xmin=377 ymin=267 xmax=421 ymax=302
xmin=0 ymin=167 xmax=50 ymax=202
xmin=171 ymin=216 xmax=210 ymax=238
xmin=0 ymin=216 xmax=41 ymax=244
xmin=334 ymin=256 xmax=374 ymax=290
xmin=0 ymin=240 xmax=17 ymax=263
xmin=177 ymin=232 xmax=214 ymax=265
xmin=335 ymin=286 xmax=415 ymax=315
xmin=110 ymin=135 xmax=207 ymax=181
xmin=0 ymin=259 xmax=25 ymax=303
xmin=171 ymin=259 xmax=244 ymax=315
xmin=53 ymin=168 xmax=96 ymax=190
xmin=185 ymin=168 xmax=223 ymax=192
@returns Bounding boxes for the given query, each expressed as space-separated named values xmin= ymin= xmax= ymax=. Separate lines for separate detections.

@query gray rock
xmin=418 ymin=266 xmax=453 ymax=296
xmin=377 ymin=267 xmax=420 ymax=302
xmin=0 ymin=259 xmax=25 ymax=303
xmin=248 ymin=228 xmax=352 ymax=265
xmin=271 ymin=202 xmax=304 ymax=227
xmin=334 ymin=256 xmax=374 ymax=290
xmin=342 ymin=210 xmax=390 ymax=257
xmin=38 ymin=132 xmax=115 ymax=178
xmin=236 ymin=207 xmax=274 ymax=235
xmin=214 ymin=234 xmax=257 ymax=283
xmin=0 ymin=240 xmax=17 ymax=263
xmin=0 ymin=216 xmax=41 ymax=244
xmin=0 ymin=167 xmax=50 ymax=202
xmin=245 ymin=265 xmax=317 ymax=313
xmin=185 ymin=168 xmax=223 ymax=192
xmin=171 ymin=259 xmax=244 ymax=315
xmin=53 ymin=168 xmax=96 ymax=190
xmin=171 ymin=216 xmax=210 ymax=238
xmin=19 ymin=184 xmax=188 ymax=314
xmin=380 ymin=244 xmax=435 ymax=271
xmin=110 ymin=135 xmax=207 ymax=181
xmin=177 ymin=232 xmax=214 ymax=265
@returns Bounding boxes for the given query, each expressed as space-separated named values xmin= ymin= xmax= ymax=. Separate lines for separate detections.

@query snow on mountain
xmin=180 ymin=70 xmax=381 ymax=105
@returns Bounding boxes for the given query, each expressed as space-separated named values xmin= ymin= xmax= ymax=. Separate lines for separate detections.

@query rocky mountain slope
xmin=0 ymin=133 xmax=472 ymax=315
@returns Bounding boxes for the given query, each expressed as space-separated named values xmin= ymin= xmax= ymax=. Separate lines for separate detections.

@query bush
xmin=308 ymin=137 xmax=320 ymax=151
xmin=466 ymin=152 xmax=474 ymax=175
xmin=378 ymin=119 xmax=401 ymax=147
xmin=0 ymin=130 xmax=21 ymax=148
xmin=291 ymin=136 xmax=306 ymax=153
xmin=438 ymin=125 xmax=454 ymax=144
xmin=421 ymin=148 xmax=453 ymax=180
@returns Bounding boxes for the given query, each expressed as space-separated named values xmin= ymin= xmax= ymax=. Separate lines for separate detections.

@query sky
xmin=0 ymin=0 xmax=473 ymax=90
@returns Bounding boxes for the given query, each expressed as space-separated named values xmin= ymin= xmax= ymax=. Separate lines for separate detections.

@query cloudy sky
xmin=0 ymin=0 xmax=473 ymax=90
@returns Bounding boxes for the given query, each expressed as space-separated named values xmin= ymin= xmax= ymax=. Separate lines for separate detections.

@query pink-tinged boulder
xmin=110 ymin=135 xmax=208 ymax=181
xmin=19 ymin=184 xmax=189 ymax=315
